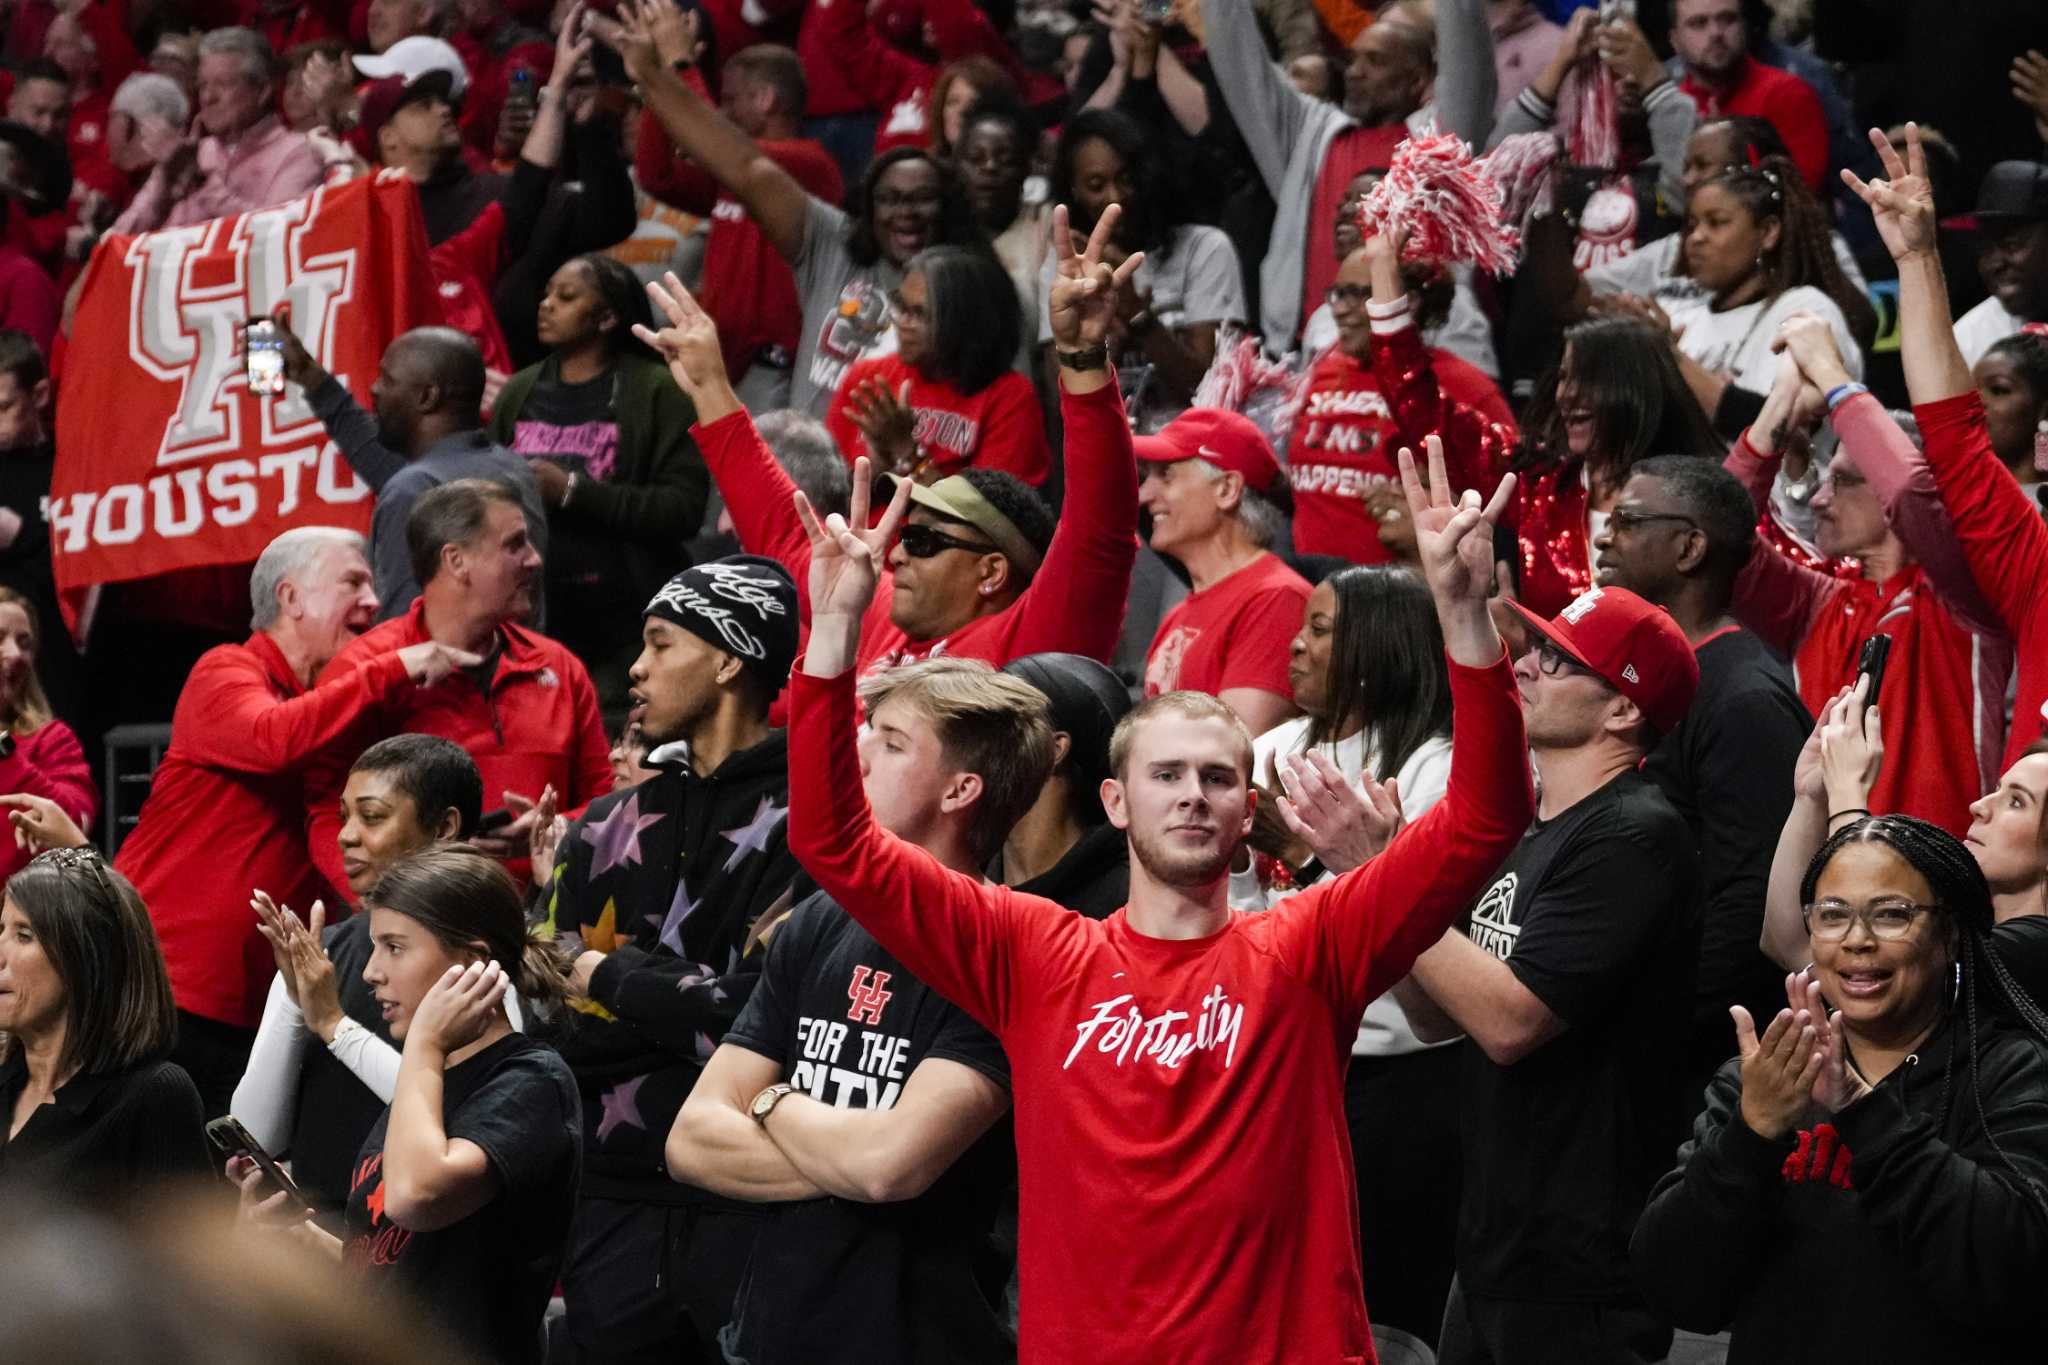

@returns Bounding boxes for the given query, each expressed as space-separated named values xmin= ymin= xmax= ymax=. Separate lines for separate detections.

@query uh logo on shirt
xmin=1470 ymin=871 xmax=1521 ymax=961
xmin=788 ymin=966 xmax=915 ymax=1109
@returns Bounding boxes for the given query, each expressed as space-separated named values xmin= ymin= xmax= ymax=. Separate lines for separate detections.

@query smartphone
xmin=1599 ymin=0 xmax=1637 ymax=23
xmin=244 ymin=316 xmax=285 ymax=396
xmin=508 ymin=66 xmax=537 ymax=110
xmin=206 ymin=1115 xmax=314 ymax=1212
xmin=476 ymin=807 xmax=515 ymax=834
xmin=1857 ymin=633 xmax=1892 ymax=705
xmin=1138 ymin=0 xmax=1173 ymax=24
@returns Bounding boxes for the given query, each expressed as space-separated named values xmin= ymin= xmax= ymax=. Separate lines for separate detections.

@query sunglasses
xmin=898 ymin=523 xmax=997 ymax=559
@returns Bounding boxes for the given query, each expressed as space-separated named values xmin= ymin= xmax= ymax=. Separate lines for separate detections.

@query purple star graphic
xmin=657 ymin=877 xmax=703 ymax=957
xmin=719 ymin=796 xmax=787 ymax=871
xmin=581 ymin=792 xmax=664 ymax=878
xmin=596 ymin=1075 xmax=648 ymax=1143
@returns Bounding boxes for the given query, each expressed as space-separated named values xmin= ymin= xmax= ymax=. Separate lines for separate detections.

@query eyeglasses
xmin=887 ymin=291 xmax=929 ymax=325
xmin=1607 ymin=508 xmax=1700 ymax=535
xmin=1819 ymin=466 xmax=1867 ymax=493
xmin=1325 ymin=284 xmax=1373 ymax=308
xmin=1534 ymin=639 xmax=1600 ymax=680
xmin=1802 ymin=899 xmax=1936 ymax=942
xmin=873 ymin=189 xmax=942 ymax=211
xmin=898 ymin=523 xmax=997 ymax=559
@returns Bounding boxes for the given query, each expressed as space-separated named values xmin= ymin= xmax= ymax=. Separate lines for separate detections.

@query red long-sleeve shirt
xmin=825 ymin=354 xmax=1049 ymax=485
xmin=785 ymin=644 xmax=1533 ymax=1363
xmin=115 ymin=634 xmax=412 ymax=1028
xmin=0 ymin=720 xmax=95 ymax=886
xmin=1916 ymin=392 xmax=2048 ymax=765
xmin=1677 ymin=55 xmax=1830 ymax=192
xmin=1726 ymin=395 xmax=2010 ymax=831
xmin=698 ymin=373 xmax=1138 ymax=681
xmin=303 ymin=600 xmax=612 ymax=899
xmin=797 ymin=0 xmax=1029 ymax=149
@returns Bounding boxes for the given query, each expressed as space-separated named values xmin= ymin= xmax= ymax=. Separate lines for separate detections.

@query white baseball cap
xmin=351 ymin=36 xmax=470 ymax=100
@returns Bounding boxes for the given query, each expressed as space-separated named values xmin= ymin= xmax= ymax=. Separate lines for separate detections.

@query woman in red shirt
xmin=827 ymin=244 xmax=1050 ymax=486
xmin=0 ymin=587 xmax=93 ymax=886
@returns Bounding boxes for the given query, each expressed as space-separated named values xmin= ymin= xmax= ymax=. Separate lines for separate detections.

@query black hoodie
xmin=1631 ymin=1013 xmax=2048 ymax=1363
xmin=540 ymin=730 xmax=807 ymax=1201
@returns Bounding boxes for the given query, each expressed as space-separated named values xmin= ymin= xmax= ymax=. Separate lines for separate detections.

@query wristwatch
xmin=1056 ymin=342 xmax=1110 ymax=371
xmin=749 ymin=1082 xmax=797 ymax=1126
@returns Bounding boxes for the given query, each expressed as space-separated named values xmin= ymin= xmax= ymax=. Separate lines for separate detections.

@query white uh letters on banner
xmin=127 ymin=189 xmax=357 ymax=465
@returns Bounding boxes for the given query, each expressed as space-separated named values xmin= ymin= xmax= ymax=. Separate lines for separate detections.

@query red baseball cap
xmin=1132 ymin=408 xmax=1286 ymax=500
xmin=1506 ymin=586 xmax=1700 ymax=736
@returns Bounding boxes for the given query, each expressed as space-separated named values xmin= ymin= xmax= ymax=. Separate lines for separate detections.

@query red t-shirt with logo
xmin=825 ymin=352 xmax=1050 ymax=486
xmin=1144 ymin=552 xmax=1311 ymax=700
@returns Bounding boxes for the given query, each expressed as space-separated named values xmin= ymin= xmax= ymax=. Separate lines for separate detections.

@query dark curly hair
xmin=846 ymin=148 xmax=983 ymax=270
xmin=1049 ymin=108 xmax=1179 ymax=263
xmin=953 ymin=467 xmax=1055 ymax=579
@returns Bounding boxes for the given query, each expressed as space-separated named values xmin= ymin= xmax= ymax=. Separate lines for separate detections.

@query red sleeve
xmin=966 ymin=373 xmax=1049 ymax=485
xmin=0 ymin=722 xmax=96 ymax=830
xmin=1369 ymin=318 xmax=1509 ymax=499
xmin=1269 ymin=651 xmax=1534 ymax=1020
xmin=797 ymin=0 xmax=932 ymax=116
xmin=633 ymin=107 xmax=720 ymax=214
xmin=428 ymin=201 xmax=506 ymax=290
xmin=993 ymin=376 xmax=1140 ymax=662
xmin=1723 ymin=430 xmax=1836 ymax=653
xmin=1766 ymin=70 xmax=1830 ymax=192
xmin=182 ymin=647 xmax=409 ymax=774
xmin=787 ymin=664 xmax=1039 ymax=1033
xmin=1914 ymin=392 xmax=2048 ymax=653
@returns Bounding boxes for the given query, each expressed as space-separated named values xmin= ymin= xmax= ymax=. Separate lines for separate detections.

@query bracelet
xmin=1294 ymin=856 xmax=1327 ymax=885
xmin=1056 ymin=342 xmax=1109 ymax=371
xmin=327 ymin=1016 xmax=366 ymax=1051
xmin=1824 ymin=382 xmax=1868 ymax=411
xmin=1828 ymin=807 xmax=1871 ymax=824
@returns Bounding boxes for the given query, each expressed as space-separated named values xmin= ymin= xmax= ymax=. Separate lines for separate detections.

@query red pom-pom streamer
xmin=1193 ymin=327 xmax=1312 ymax=448
xmin=1357 ymin=133 xmax=1522 ymax=276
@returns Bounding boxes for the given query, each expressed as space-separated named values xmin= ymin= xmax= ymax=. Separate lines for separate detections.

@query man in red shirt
xmin=1138 ymin=408 xmax=1312 ymax=734
xmin=1669 ymin=0 xmax=1829 ymax=191
xmin=635 ymin=41 xmax=843 ymax=409
xmin=779 ymin=367 xmax=1530 ymax=1361
xmin=304 ymin=479 xmax=612 ymax=899
xmin=114 ymin=527 xmax=480 ymax=1116
xmin=635 ymin=206 xmax=1141 ymax=687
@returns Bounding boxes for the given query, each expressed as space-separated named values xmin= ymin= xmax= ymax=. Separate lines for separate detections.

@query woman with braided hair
xmin=1633 ymin=811 xmax=2048 ymax=1362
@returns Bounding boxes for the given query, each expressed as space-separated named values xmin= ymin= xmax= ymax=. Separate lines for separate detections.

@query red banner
xmin=51 ymin=173 xmax=440 ymax=608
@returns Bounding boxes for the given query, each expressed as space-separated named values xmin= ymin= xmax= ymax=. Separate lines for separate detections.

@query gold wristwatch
xmin=749 ymin=1082 xmax=797 ymax=1126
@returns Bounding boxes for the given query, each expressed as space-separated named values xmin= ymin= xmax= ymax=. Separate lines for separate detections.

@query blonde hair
xmin=1108 ymin=690 xmax=1255 ymax=783
xmin=858 ymin=657 xmax=1057 ymax=862
xmin=0 ymin=586 xmax=54 ymax=736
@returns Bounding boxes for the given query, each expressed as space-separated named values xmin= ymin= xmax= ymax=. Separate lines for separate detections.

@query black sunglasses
xmin=898 ymin=523 xmax=997 ymax=559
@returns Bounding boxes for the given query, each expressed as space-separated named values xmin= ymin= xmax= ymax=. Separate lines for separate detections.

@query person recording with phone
xmin=0 ymin=849 xmax=209 ymax=1213
xmin=234 ymin=845 xmax=579 ymax=1365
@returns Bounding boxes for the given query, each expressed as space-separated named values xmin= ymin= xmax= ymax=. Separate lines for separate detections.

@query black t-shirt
xmin=292 ymin=915 xmax=394 ymax=1217
xmin=719 ymin=891 xmax=1013 ymax=1365
xmin=1993 ymin=914 xmax=2048 ymax=1011
xmin=344 ymin=1033 xmax=581 ymax=1365
xmin=1458 ymin=771 xmax=1701 ymax=1304
xmin=506 ymin=367 xmax=624 ymax=596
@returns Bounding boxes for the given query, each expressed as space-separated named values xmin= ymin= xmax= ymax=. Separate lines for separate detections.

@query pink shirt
xmin=112 ymin=116 xmax=326 ymax=235
xmin=1491 ymin=4 xmax=1565 ymax=115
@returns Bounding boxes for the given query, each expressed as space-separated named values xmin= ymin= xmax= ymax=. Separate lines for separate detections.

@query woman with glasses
xmin=0 ymin=587 xmax=94 ymax=887
xmin=1633 ymin=813 xmax=2048 ymax=1363
xmin=0 ymin=848 xmax=207 ymax=1210
xmin=825 ymin=244 xmax=1047 ymax=486
xmin=1289 ymin=227 xmax=1514 ymax=562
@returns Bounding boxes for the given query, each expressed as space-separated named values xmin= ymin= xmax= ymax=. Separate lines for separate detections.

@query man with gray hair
xmin=111 ymin=26 xmax=323 ymax=234
xmin=113 ymin=525 xmax=480 ymax=1116
xmin=1135 ymin=406 xmax=1311 ymax=735
xmin=275 ymin=319 xmax=545 ymax=619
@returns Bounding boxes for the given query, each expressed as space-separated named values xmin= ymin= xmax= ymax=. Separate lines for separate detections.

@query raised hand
xmin=1772 ymin=311 xmax=1855 ymax=393
xmin=2013 ymin=50 xmax=2048 ymax=141
xmin=1817 ymin=671 xmax=1883 ymax=816
xmin=1274 ymin=751 xmax=1405 ymax=874
xmin=408 ymin=960 xmax=510 ymax=1056
xmin=0 ymin=792 xmax=89 ymax=853
xmin=529 ymin=785 xmax=564 ymax=885
xmin=1842 ymin=124 xmax=1936 ymax=264
xmin=397 ymin=640 xmax=485 ymax=687
xmin=1047 ymin=202 xmax=1146 ymax=354
xmin=549 ymin=1 xmax=594 ymax=92
xmin=1732 ymin=997 xmax=1822 ymax=1141
xmin=251 ymin=893 xmax=340 ymax=1038
xmin=793 ymin=454 xmax=912 ymax=624
xmin=634 ymin=271 xmax=738 ymax=420
xmin=585 ymin=0 xmax=662 ymax=82
xmin=473 ymin=786 xmax=549 ymax=861
xmin=846 ymin=376 xmax=921 ymax=475
xmin=1396 ymin=434 xmax=1517 ymax=664
xmin=644 ymin=0 xmax=705 ymax=69
xmin=1792 ymin=686 xmax=1854 ymax=806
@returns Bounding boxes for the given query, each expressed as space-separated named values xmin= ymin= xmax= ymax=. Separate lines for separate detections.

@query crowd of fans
xmin=4 ymin=1 xmax=2048 ymax=1363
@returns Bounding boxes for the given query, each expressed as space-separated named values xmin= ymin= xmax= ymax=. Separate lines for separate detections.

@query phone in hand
xmin=206 ymin=1115 xmax=314 ymax=1213
xmin=1599 ymin=0 xmax=1637 ymax=23
xmin=1138 ymin=0 xmax=1173 ymax=25
xmin=476 ymin=807 xmax=516 ymax=834
xmin=1856 ymin=633 xmax=1892 ymax=705
xmin=244 ymin=316 xmax=285 ymax=396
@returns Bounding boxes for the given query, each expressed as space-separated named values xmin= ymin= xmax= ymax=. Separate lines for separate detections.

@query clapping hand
xmin=793 ymin=455 xmax=912 ymax=624
xmin=1732 ymin=989 xmax=1823 ymax=1141
xmin=1273 ymin=752 xmax=1405 ymax=875
xmin=846 ymin=376 xmax=923 ymax=476
xmin=473 ymin=786 xmax=552 ymax=861
xmin=1047 ymin=202 xmax=1145 ymax=354
xmin=252 ymin=891 xmax=343 ymax=1040
xmin=1842 ymin=124 xmax=1936 ymax=264
xmin=1395 ymin=435 xmax=1517 ymax=664
xmin=634 ymin=271 xmax=738 ymax=421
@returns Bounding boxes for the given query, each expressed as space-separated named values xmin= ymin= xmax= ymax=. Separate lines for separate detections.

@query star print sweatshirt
xmin=538 ymin=731 xmax=809 ymax=1202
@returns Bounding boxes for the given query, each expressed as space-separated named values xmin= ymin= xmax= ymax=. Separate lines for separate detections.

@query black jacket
xmin=1010 ymin=821 xmax=1129 ymax=921
xmin=539 ymin=732 xmax=806 ymax=1201
xmin=1631 ymin=1014 xmax=2048 ymax=1363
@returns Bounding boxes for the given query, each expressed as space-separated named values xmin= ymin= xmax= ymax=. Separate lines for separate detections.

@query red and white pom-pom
xmin=1480 ymin=132 xmax=1563 ymax=234
xmin=1358 ymin=133 xmax=1522 ymax=276
xmin=1192 ymin=327 xmax=1312 ymax=449
xmin=1560 ymin=60 xmax=1620 ymax=170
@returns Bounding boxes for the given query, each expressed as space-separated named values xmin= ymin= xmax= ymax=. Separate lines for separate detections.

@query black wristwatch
xmin=1056 ymin=342 xmax=1110 ymax=371
xmin=1293 ymin=856 xmax=1326 ymax=885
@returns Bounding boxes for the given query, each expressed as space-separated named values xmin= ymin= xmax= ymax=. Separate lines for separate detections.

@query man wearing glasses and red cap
xmin=1395 ymin=584 xmax=1704 ymax=1365
xmin=1137 ymin=406 xmax=1312 ymax=735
